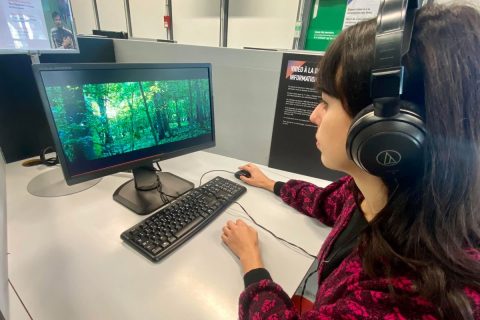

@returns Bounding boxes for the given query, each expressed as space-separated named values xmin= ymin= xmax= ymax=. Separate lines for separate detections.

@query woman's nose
xmin=310 ymin=104 xmax=323 ymax=124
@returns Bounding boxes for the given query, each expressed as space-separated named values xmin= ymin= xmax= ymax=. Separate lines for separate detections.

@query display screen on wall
xmin=268 ymin=52 xmax=344 ymax=182
xmin=0 ymin=0 xmax=78 ymax=53
xmin=304 ymin=0 xmax=380 ymax=52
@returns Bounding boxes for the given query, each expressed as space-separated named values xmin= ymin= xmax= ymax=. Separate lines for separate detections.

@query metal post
xmin=92 ymin=0 xmax=101 ymax=30
xmin=295 ymin=0 xmax=313 ymax=50
xmin=292 ymin=0 xmax=305 ymax=49
xmin=29 ymin=52 xmax=40 ymax=65
xmin=219 ymin=0 xmax=229 ymax=47
xmin=164 ymin=0 xmax=174 ymax=41
xmin=123 ymin=0 xmax=133 ymax=38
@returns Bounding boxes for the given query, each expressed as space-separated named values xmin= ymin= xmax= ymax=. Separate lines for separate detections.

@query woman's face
xmin=309 ymin=93 xmax=356 ymax=173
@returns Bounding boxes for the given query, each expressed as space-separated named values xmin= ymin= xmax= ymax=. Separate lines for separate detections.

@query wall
xmin=70 ymin=0 xmax=298 ymax=49
xmin=70 ymin=0 xmax=96 ymax=35
xmin=113 ymin=40 xmax=285 ymax=165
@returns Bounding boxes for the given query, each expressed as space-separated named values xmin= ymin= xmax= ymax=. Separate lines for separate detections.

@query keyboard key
xmin=175 ymin=216 xmax=203 ymax=238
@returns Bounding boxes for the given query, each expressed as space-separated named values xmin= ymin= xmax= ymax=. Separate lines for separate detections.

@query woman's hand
xmin=238 ymin=163 xmax=275 ymax=192
xmin=221 ymin=219 xmax=264 ymax=274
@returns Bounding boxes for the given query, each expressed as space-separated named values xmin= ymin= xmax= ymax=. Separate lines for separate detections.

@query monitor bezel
xmin=32 ymin=62 xmax=216 ymax=186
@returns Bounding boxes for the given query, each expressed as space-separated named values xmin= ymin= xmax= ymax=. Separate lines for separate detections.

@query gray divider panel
xmin=113 ymin=40 xmax=283 ymax=165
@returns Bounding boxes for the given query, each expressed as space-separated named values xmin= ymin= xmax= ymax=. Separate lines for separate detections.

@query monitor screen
xmin=32 ymin=63 xmax=215 ymax=214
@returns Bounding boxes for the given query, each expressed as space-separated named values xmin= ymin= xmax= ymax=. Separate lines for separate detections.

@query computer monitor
xmin=32 ymin=63 xmax=215 ymax=215
xmin=92 ymin=29 xmax=128 ymax=39
xmin=0 ymin=0 xmax=78 ymax=53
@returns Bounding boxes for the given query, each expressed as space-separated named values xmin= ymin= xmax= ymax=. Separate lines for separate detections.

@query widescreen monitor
xmin=32 ymin=63 xmax=215 ymax=215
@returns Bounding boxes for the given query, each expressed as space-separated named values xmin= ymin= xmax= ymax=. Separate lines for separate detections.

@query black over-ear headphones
xmin=346 ymin=0 xmax=426 ymax=177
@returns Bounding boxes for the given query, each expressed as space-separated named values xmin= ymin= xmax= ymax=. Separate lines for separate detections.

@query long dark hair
xmin=318 ymin=4 xmax=480 ymax=319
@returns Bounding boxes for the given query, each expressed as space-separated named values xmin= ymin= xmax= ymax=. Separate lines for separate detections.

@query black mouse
xmin=234 ymin=169 xmax=251 ymax=179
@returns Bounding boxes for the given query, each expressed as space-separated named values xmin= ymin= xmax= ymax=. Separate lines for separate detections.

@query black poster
xmin=268 ymin=52 xmax=344 ymax=182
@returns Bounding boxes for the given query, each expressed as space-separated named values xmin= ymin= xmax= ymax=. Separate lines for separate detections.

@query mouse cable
xmin=197 ymin=169 xmax=316 ymax=259
xmin=199 ymin=170 xmax=236 ymax=186
xmin=233 ymin=201 xmax=317 ymax=259
xmin=235 ymin=192 xmax=320 ymax=314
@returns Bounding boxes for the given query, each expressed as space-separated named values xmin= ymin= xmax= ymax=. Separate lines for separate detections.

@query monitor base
xmin=27 ymin=167 xmax=101 ymax=197
xmin=113 ymin=172 xmax=194 ymax=215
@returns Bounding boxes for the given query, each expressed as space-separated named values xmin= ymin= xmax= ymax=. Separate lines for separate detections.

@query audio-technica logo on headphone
xmin=376 ymin=150 xmax=402 ymax=167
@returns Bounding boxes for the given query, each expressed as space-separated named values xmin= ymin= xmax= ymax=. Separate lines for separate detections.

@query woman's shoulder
xmin=317 ymin=253 xmax=480 ymax=317
xmin=316 ymin=255 xmax=433 ymax=317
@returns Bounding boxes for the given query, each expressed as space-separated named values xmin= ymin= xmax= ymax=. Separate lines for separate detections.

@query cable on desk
xmin=233 ymin=202 xmax=317 ymax=259
xmin=199 ymin=170 xmax=235 ymax=186
xmin=178 ymin=168 xmax=316 ymax=259
xmin=197 ymin=169 xmax=316 ymax=259
xmin=149 ymin=163 xmax=181 ymax=205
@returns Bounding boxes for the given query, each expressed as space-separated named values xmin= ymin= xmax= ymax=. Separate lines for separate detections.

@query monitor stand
xmin=113 ymin=165 xmax=194 ymax=215
xmin=27 ymin=167 xmax=101 ymax=197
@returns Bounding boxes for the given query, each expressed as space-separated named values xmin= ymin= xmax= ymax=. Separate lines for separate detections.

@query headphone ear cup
xmin=346 ymin=104 xmax=375 ymax=161
xmin=346 ymin=102 xmax=426 ymax=176
xmin=350 ymin=105 xmax=375 ymax=125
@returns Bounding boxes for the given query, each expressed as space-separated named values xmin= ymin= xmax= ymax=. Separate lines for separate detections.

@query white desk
xmin=6 ymin=151 xmax=332 ymax=320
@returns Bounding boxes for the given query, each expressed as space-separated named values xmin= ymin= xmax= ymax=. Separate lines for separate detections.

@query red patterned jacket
xmin=239 ymin=176 xmax=480 ymax=319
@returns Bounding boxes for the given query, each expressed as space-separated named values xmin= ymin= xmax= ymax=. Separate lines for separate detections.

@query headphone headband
xmin=371 ymin=0 xmax=419 ymax=116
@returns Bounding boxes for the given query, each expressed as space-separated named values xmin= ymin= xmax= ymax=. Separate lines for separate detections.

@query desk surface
xmin=6 ymin=151 xmax=332 ymax=320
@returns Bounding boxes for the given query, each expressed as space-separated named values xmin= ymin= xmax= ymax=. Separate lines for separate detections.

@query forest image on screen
xmin=45 ymin=79 xmax=212 ymax=163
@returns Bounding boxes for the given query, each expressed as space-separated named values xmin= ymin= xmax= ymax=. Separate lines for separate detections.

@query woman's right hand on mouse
xmin=238 ymin=163 xmax=275 ymax=192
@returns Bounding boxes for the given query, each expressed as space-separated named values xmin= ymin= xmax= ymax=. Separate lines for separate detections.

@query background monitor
xmin=92 ymin=29 xmax=128 ymax=39
xmin=0 ymin=0 xmax=78 ymax=53
xmin=32 ymin=63 xmax=215 ymax=214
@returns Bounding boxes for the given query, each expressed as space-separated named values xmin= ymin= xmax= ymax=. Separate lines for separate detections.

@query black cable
xmin=199 ymin=170 xmax=235 ymax=186
xmin=233 ymin=201 xmax=317 ymax=259
xmin=151 ymin=167 xmax=180 ymax=205
xmin=155 ymin=174 xmax=170 ymax=204
xmin=196 ymin=170 xmax=317 ymax=258
xmin=40 ymin=146 xmax=58 ymax=166
xmin=298 ymin=267 xmax=318 ymax=315
xmin=232 ymin=199 xmax=321 ymax=314
xmin=151 ymin=167 xmax=236 ymax=208
xmin=196 ymin=169 xmax=317 ymax=258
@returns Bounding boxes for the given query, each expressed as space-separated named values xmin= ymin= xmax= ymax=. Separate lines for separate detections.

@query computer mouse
xmin=234 ymin=169 xmax=251 ymax=179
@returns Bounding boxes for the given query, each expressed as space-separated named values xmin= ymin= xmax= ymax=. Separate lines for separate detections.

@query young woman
xmin=221 ymin=3 xmax=480 ymax=319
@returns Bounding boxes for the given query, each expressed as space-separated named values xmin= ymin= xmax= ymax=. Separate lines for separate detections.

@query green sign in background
xmin=305 ymin=0 xmax=347 ymax=52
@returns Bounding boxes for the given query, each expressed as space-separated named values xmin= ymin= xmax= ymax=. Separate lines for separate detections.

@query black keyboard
xmin=121 ymin=176 xmax=247 ymax=262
